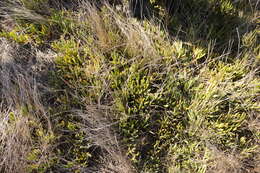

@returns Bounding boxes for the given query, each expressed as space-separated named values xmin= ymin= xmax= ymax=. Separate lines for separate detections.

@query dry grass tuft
xmin=72 ymin=106 xmax=135 ymax=173
xmin=0 ymin=38 xmax=55 ymax=173
xmin=0 ymin=107 xmax=32 ymax=173
xmin=0 ymin=0 xmax=47 ymax=23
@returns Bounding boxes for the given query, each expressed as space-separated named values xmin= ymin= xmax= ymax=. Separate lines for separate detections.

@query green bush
xmin=0 ymin=0 xmax=259 ymax=172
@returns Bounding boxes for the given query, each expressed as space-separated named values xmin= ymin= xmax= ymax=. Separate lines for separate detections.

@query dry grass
xmin=0 ymin=0 xmax=47 ymax=23
xmin=0 ymin=38 xmax=54 ymax=172
xmin=73 ymin=106 xmax=135 ymax=173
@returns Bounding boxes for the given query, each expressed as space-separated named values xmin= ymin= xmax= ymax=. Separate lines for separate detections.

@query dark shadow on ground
xmin=150 ymin=0 xmax=258 ymax=56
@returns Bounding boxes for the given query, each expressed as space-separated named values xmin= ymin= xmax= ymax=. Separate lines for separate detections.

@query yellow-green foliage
xmin=54 ymin=118 xmax=92 ymax=171
xmin=0 ymin=29 xmax=30 ymax=43
xmin=41 ymin=5 xmax=260 ymax=172
xmin=0 ymin=0 xmax=259 ymax=172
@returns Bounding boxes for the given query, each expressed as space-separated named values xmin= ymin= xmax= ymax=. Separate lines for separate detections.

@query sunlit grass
xmin=0 ymin=0 xmax=259 ymax=172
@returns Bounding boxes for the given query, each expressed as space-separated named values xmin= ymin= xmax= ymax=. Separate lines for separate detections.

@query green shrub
xmin=1 ymin=1 xmax=259 ymax=172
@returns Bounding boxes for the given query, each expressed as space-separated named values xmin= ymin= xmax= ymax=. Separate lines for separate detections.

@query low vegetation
xmin=0 ymin=0 xmax=259 ymax=172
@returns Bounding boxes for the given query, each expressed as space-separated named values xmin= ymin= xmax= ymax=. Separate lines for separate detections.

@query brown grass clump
xmin=0 ymin=38 xmax=55 ymax=172
xmin=73 ymin=106 xmax=135 ymax=173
